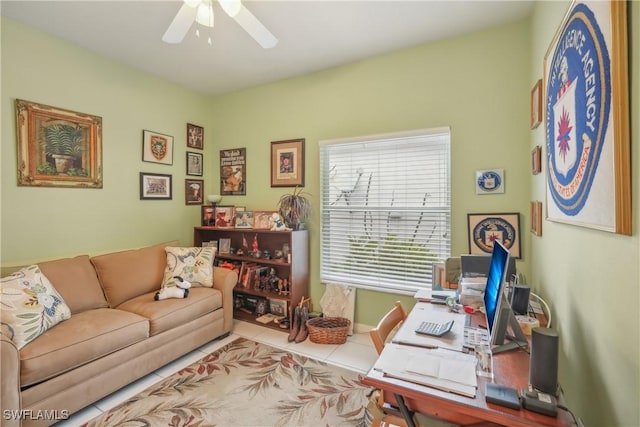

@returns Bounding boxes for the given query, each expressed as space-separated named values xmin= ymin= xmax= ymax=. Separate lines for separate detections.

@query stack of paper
xmin=375 ymin=343 xmax=477 ymax=398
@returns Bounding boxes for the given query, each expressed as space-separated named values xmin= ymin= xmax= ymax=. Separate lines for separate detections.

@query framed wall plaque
xmin=467 ymin=212 xmax=521 ymax=259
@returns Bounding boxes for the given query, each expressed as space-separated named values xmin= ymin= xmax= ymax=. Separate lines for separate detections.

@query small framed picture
xmin=269 ymin=298 xmax=288 ymax=317
xmin=271 ymin=138 xmax=305 ymax=187
xmin=201 ymin=205 xmax=215 ymax=226
xmin=142 ymin=130 xmax=174 ymax=165
xmin=213 ymin=206 xmax=234 ymax=228
xmin=253 ymin=211 xmax=277 ymax=229
xmin=187 ymin=123 xmax=204 ymax=149
xmin=467 ymin=212 xmax=521 ymax=259
xmin=185 ymin=179 xmax=204 ymax=205
xmin=186 ymin=152 xmax=203 ymax=176
xmin=530 ymin=79 xmax=542 ymax=130
xmin=255 ymin=298 xmax=268 ymax=316
xmin=235 ymin=211 xmax=254 ymax=229
xmin=140 ymin=172 xmax=172 ymax=200
xmin=202 ymin=240 xmax=217 ymax=248
xmin=475 ymin=169 xmax=505 ymax=194
xmin=530 ymin=201 xmax=543 ymax=237
xmin=531 ymin=146 xmax=542 ymax=175
xmin=219 ymin=238 xmax=231 ymax=254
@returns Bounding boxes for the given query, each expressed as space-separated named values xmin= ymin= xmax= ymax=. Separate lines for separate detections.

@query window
xmin=319 ymin=128 xmax=451 ymax=294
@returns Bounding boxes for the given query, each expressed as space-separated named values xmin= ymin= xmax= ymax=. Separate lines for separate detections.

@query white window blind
xmin=319 ymin=128 xmax=451 ymax=294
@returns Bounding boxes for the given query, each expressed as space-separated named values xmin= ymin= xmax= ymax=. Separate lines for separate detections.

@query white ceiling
xmin=1 ymin=0 xmax=534 ymax=96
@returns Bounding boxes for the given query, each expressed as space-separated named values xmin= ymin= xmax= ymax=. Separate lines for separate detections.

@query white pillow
xmin=162 ymin=247 xmax=216 ymax=288
xmin=0 ymin=265 xmax=71 ymax=349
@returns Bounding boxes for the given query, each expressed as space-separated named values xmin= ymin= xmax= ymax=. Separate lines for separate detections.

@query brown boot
xmin=288 ymin=306 xmax=301 ymax=342
xmin=295 ymin=306 xmax=309 ymax=343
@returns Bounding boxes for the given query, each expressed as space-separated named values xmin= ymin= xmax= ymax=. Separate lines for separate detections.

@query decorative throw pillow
xmin=162 ymin=247 xmax=216 ymax=288
xmin=0 ymin=265 xmax=71 ymax=349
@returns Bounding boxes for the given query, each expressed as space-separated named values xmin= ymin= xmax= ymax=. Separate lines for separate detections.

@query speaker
xmin=510 ymin=284 xmax=531 ymax=315
xmin=529 ymin=327 xmax=559 ymax=395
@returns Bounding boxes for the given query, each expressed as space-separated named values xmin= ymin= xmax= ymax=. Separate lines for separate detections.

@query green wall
xmin=529 ymin=2 xmax=639 ymax=426
xmin=208 ymin=19 xmax=533 ymax=326
xmin=1 ymin=18 xmax=211 ymax=262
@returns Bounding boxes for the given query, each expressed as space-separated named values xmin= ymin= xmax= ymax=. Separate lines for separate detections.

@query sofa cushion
xmin=38 ymin=255 xmax=108 ymax=314
xmin=162 ymin=246 xmax=216 ymax=288
xmin=91 ymin=242 xmax=171 ymax=307
xmin=117 ymin=287 xmax=221 ymax=336
xmin=0 ymin=265 xmax=71 ymax=350
xmin=19 ymin=308 xmax=149 ymax=387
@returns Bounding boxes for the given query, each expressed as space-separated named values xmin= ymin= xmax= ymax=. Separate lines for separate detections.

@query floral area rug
xmin=83 ymin=337 xmax=374 ymax=427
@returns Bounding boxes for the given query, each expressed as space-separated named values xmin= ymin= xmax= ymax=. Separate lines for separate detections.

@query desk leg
xmin=393 ymin=393 xmax=416 ymax=427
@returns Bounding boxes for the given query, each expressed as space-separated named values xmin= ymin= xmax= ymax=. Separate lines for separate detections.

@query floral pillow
xmin=0 ymin=265 xmax=71 ymax=349
xmin=162 ymin=247 xmax=216 ymax=288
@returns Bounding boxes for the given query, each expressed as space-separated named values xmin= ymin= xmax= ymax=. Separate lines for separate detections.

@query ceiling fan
xmin=162 ymin=0 xmax=278 ymax=49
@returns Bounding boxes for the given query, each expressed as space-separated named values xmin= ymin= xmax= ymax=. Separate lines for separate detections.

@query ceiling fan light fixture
xmin=195 ymin=2 xmax=214 ymax=27
xmin=219 ymin=0 xmax=242 ymax=17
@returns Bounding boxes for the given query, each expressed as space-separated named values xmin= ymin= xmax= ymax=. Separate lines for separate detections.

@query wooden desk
xmin=363 ymin=303 xmax=573 ymax=427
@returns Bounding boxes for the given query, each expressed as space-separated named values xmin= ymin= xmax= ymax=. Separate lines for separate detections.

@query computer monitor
xmin=483 ymin=240 xmax=528 ymax=354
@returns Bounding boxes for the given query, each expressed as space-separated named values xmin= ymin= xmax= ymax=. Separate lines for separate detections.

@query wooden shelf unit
xmin=194 ymin=227 xmax=309 ymax=331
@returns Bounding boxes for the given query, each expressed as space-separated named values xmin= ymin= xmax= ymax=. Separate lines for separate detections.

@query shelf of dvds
xmin=194 ymin=227 xmax=309 ymax=331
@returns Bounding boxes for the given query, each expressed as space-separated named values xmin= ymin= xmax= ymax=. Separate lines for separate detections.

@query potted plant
xmin=277 ymin=187 xmax=312 ymax=230
xmin=41 ymin=124 xmax=84 ymax=173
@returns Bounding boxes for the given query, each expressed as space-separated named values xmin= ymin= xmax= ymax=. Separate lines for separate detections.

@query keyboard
xmin=415 ymin=320 xmax=454 ymax=337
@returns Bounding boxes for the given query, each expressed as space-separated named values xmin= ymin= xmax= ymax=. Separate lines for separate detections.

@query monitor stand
xmin=492 ymin=305 xmax=529 ymax=354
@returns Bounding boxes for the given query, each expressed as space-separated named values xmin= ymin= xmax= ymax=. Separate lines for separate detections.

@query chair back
xmin=369 ymin=301 xmax=407 ymax=354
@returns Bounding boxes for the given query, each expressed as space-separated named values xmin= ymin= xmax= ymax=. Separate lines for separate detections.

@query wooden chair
xmin=368 ymin=301 xmax=409 ymax=427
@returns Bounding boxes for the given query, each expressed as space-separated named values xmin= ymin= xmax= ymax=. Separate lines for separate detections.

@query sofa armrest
xmin=212 ymin=267 xmax=238 ymax=333
xmin=1 ymin=333 xmax=21 ymax=426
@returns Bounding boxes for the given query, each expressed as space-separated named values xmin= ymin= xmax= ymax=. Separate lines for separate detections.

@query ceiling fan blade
xmin=233 ymin=5 xmax=278 ymax=49
xmin=162 ymin=3 xmax=198 ymax=44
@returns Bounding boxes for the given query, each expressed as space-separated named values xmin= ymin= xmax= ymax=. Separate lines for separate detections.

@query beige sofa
xmin=0 ymin=242 xmax=237 ymax=427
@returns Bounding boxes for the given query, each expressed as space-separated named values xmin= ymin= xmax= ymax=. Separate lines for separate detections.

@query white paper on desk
xmin=376 ymin=344 xmax=477 ymax=398
xmin=391 ymin=302 xmax=466 ymax=351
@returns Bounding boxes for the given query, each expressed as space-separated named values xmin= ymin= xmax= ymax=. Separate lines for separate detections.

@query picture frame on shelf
xmin=15 ymin=99 xmax=103 ymax=188
xmin=185 ymin=179 xmax=204 ymax=205
xmin=271 ymin=138 xmax=305 ymax=187
xmin=187 ymin=123 xmax=204 ymax=149
xmin=186 ymin=151 xmax=203 ymax=176
xmin=253 ymin=211 xmax=277 ymax=229
xmin=530 ymin=79 xmax=542 ymax=129
xmin=142 ymin=130 xmax=173 ymax=165
xmin=269 ymin=298 xmax=288 ymax=317
xmin=140 ymin=172 xmax=172 ymax=200
xmin=235 ymin=211 xmax=254 ymax=229
xmin=218 ymin=238 xmax=231 ymax=254
xmin=467 ymin=212 xmax=521 ymax=259
xmin=201 ymin=205 xmax=215 ymax=226
xmin=530 ymin=201 xmax=543 ymax=237
xmin=213 ymin=205 xmax=234 ymax=228
xmin=255 ymin=298 xmax=268 ymax=316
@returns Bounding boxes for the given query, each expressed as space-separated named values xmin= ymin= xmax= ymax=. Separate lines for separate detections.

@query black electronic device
xmin=485 ymin=382 xmax=521 ymax=410
xmin=510 ymin=284 xmax=531 ymax=315
xmin=529 ymin=327 xmax=559 ymax=395
xmin=482 ymin=241 xmax=528 ymax=354
xmin=522 ymin=388 xmax=558 ymax=417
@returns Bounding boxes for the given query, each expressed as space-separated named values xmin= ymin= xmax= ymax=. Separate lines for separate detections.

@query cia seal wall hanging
xmin=467 ymin=213 xmax=521 ymax=259
xmin=544 ymin=0 xmax=630 ymax=234
xmin=475 ymin=169 xmax=505 ymax=195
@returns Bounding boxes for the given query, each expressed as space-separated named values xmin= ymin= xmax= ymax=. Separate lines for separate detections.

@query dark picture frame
xmin=185 ymin=179 xmax=204 ymax=205
xmin=202 ymin=205 xmax=215 ymax=226
xmin=187 ymin=123 xmax=204 ymax=150
xmin=467 ymin=212 xmax=521 ymax=259
xmin=15 ymin=99 xmax=103 ymax=188
xmin=140 ymin=172 xmax=172 ymax=200
xmin=220 ymin=148 xmax=246 ymax=195
xmin=271 ymin=138 xmax=305 ymax=187
xmin=186 ymin=151 xmax=203 ymax=176
xmin=142 ymin=130 xmax=173 ymax=165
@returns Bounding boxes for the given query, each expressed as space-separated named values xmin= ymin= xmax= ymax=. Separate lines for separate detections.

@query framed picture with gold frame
xmin=530 ymin=79 xmax=542 ymax=129
xmin=271 ymin=138 xmax=305 ymax=187
xmin=531 ymin=145 xmax=542 ymax=175
xmin=15 ymin=99 xmax=103 ymax=188
xmin=530 ymin=201 xmax=542 ymax=237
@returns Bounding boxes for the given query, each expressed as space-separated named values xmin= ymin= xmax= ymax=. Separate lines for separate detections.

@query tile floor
xmin=56 ymin=320 xmax=379 ymax=426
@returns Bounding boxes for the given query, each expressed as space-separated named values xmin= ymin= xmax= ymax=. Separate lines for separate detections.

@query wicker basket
xmin=306 ymin=317 xmax=351 ymax=344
